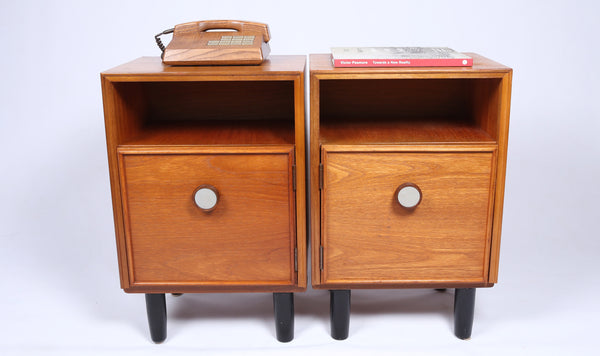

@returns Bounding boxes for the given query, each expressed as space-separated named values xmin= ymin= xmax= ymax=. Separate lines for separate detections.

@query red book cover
xmin=331 ymin=47 xmax=473 ymax=68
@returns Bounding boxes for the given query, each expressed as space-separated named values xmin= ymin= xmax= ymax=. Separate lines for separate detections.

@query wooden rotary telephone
xmin=155 ymin=20 xmax=271 ymax=65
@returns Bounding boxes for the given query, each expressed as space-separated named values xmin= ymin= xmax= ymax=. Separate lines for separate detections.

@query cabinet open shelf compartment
xmin=318 ymin=78 xmax=502 ymax=145
xmin=110 ymin=80 xmax=296 ymax=146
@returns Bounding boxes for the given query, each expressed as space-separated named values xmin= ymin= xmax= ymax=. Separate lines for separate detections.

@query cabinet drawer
xmin=321 ymin=146 xmax=496 ymax=286
xmin=118 ymin=146 xmax=296 ymax=289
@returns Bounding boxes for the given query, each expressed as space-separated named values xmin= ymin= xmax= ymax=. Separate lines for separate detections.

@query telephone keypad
xmin=207 ymin=35 xmax=256 ymax=46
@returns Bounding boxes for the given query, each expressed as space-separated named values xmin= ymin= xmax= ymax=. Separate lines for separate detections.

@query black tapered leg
xmin=145 ymin=293 xmax=167 ymax=343
xmin=454 ymin=288 xmax=476 ymax=340
xmin=330 ymin=290 xmax=351 ymax=340
xmin=273 ymin=293 xmax=294 ymax=342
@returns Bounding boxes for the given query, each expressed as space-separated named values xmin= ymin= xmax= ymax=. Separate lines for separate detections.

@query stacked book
xmin=331 ymin=47 xmax=472 ymax=68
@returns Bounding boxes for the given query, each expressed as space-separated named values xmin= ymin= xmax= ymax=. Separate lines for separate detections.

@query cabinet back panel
xmin=143 ymin=81 xmax=295 ymax=122
xmin=320 ymin=79 xmax=471 ymax=120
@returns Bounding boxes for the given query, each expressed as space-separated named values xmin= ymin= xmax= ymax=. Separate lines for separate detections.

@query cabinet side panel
xmin=310 ymin=74 xmax=322 ymax=286
xmin=293 ymin=74 xmax=307 ymax=288
xmin=488 ymin=71 xmax=513 ymax=282
xmin=101 ymin=78 xmax=145 ymax=288
xmin=472 ymin=78 xmax=501 ymax=141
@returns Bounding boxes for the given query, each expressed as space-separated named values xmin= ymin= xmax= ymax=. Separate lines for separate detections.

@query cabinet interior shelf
xmin=319 ymin=117 xmax=495 ymax=145
xmin=121 ymin=120 xmax=295 ymax=146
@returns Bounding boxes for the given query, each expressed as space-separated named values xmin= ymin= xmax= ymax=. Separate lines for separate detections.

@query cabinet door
xmin=118 ymin=146 xmax=296 ymax=290
xmin=321 ymin=147 xmax=496 ymax=286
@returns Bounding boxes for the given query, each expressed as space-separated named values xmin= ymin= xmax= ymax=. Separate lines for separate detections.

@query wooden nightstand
xmin=101 ymin=56 xmax=306 ymax=343
xmin=309 ymin=53 xmax=512 ymax=339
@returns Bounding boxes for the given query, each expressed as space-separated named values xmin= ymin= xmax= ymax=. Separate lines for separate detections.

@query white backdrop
xmin=1 ymin=1 xmax=599 ymax=355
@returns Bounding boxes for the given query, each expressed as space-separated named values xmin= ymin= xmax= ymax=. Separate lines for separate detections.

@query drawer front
xmin=321 ymin=147 xmax=496 ymax=285
xmin=118 ymin=146 xmax=296 ymax=288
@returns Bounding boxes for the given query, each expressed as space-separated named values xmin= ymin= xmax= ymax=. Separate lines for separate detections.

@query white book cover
xmin=331 ymin=47 xmax=472 ymax=67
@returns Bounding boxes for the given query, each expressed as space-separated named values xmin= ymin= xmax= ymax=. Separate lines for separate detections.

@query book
xmin=331 ymin=47 xmax=473 ymax=68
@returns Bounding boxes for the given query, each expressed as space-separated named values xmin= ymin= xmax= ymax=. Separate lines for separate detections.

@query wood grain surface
xmin=320 ymin=117 xmax=494 ymax=145
xmin=140 ymin=80 xmax=294 ymax=122
xmin=321 ymin=148 xmax=496 ymax=285
xmin=101 ymin=56 xmax=307 ymax=293
xmin=118 ymin=147 xmax=296 ymax=288
xmin=163 ymin=20 xmax=270 ymax=65
xmin=102 ymin=55 xmax=305 ymax=79
xmin=121 ymin=120 xmax=295 ymax=146
xmin=309 ymin=53 xmax=511 ymax=288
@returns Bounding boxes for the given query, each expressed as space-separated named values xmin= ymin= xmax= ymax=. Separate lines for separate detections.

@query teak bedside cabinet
xmin=309 ymin=53 xmax=512 ymax=339
xmin=101 ymin=56 xmax=306 ymax=343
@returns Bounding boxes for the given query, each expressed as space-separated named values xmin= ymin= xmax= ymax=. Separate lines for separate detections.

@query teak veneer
xmin=101 ymin=55 xmax=306 ymax=343
xmin=101 ymin=52 xmax=512 ymax=343
xmin=309 ymin=53 xmax=512 ymax=339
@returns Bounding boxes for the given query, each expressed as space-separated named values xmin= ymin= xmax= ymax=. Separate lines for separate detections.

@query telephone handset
xmin=155 ymin=20 xmax=271 ymax=65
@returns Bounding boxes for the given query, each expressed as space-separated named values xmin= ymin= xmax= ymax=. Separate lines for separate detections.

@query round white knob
xmin=193 ymin=185 xmax=219 ymax=212
xmin=396 ymin=183 xmax=422 ymax=209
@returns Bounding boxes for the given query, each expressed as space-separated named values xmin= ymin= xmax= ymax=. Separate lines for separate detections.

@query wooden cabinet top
xmin=102 ymin=55 xmax=306 ymax=80
xmin=310 ymin=53 xmax=511 ymax=77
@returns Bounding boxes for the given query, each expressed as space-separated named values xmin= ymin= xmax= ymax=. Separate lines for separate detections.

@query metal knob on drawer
xmin=193 ymin=185 xmax=219 ymax=212
xmin=395 ymin=183 xmax=422 ymax=209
